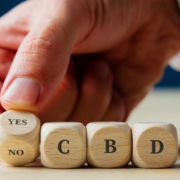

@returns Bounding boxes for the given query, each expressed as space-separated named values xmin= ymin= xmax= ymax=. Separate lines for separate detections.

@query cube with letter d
xmin=132 ymin=122 xmax=178 ymax=168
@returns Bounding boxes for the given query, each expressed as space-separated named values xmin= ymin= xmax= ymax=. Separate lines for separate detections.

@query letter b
xmin=87 ymin=122 xmax=131 ymax=168
xmin=104 ymin=139 xmax=116 ymax=153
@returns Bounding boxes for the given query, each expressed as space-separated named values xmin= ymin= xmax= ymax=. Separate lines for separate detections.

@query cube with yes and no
xmin=40 ymin=122 xmax=86 ymax=168
xmin=0 ymin=110 xmax=40 ymax=166
xmin=132 ymin=122 xmax=178 ymax=168
xmin=86 ymin=122 xmax=131 ymax=168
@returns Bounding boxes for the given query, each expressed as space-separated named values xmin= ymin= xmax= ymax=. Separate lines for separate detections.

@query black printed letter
xmin=9 ymin=150 xmax=24 ymax=155
xmin=22 ymin=120 xmax=27 ymax=125
xmin=8 ymin=119 xmax=14 ymax=125
xmin=151 ymin=140 xmax=164 ymax=154
xmin=104 ymin=139 xmax=116 ymax=153
xmin=58 ymin=140 xmax=69 ymax=154
xmin=17 ymin=150 xmax=24 ymax=156
xmin=9 ymin=150 xmax=15 ymax=155
xmin=16 ymin=119 xmax=21 ymax=125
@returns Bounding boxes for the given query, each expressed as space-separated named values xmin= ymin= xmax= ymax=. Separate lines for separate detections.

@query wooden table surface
xmin=0 ymin=89 xmax=180 ymax=180
xmin=0 ymin=157 xmax=179 ymax=180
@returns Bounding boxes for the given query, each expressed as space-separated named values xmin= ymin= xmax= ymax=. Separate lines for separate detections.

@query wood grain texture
xmin=0 ymin=90 xmax=179 ymax=179
xmin=87 ymin=122 xmax=131 ymax=168
xmin=0 ymin=110 xmax=40 ymax=166
xmin=0 ymin=157 xmax=179 ymax=180
xmin=132 ymin=122 xmax=178 ymax=168
xmin=40 ymin=122 xmax=86 ymax=168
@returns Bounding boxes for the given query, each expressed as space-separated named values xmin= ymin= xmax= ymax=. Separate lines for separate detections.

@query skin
xmin=0 ymin=0 xmax=180 ymax=124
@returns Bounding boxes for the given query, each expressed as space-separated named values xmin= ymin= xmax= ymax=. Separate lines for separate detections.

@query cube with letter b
xmin=86 ymin=122 xmax=131 ymax=168
xmin=132 ymin=122 xmax=178 ymax=168
xmin=0 ymin=110 xmax=40 ymax=166
xmin=40 ymin=122 xmax=86 ymax=168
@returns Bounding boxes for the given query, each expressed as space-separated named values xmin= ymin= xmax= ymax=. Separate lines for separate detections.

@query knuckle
xmin=19 ymin=36 xmax=58 ymax=58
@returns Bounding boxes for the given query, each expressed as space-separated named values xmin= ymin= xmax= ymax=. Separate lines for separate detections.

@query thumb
xmin=0 ymin=1 xmax=85 ymax=112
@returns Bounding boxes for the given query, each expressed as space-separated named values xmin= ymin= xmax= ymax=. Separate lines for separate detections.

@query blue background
xmin=1 ymin=0 xmax=180 ymax=87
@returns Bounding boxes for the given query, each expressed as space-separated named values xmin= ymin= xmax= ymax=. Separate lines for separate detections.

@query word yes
xmin=8 ymin=119 xmax=27 ymax=125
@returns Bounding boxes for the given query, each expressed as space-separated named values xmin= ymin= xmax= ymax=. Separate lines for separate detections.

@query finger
xmin=36 ymin=61 xmax=78 ymax=124
xmin=1 ymin=0 xmax=90 ymax=112
xmin=100 ymin=90 xmax=125 ymax=122
xmin=0 ymin=0 xmax=39 ymax=50
xmin=0 ymin=48 xmax=15 ymax=79
xmin=0 ymin=81 xmax=5 ymax=114
xmin=68 ymin=61 xmax=113 ymax=125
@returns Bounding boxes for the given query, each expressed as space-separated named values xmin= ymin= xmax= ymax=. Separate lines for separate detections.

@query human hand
xmin=0 ymin=0 xmax=180 ymax=124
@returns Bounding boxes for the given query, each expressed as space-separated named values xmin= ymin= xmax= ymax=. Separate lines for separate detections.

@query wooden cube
xmin=132 ymin=122 xmax=178 ymax=168
xmin=86 ymin=122 xmax=131 ymax=168
xmin=40 ymin=122 xmax=86 ymax=168
xmin=0 ymin=110 xmax=40 ymax=166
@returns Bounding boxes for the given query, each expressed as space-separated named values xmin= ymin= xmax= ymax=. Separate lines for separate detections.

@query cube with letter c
xmin=40 ymin=122 xmax=86 ymax=168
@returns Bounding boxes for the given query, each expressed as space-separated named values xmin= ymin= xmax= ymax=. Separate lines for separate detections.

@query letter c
xmin=58 ymin=140 xmax=70 ymax=154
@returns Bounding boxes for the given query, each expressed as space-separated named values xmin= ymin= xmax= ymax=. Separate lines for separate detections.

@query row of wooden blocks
xmin=0 ymin=110 xmax=178 ymax=169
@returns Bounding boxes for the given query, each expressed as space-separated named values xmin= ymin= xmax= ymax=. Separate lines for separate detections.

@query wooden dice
xmin=132 ymin=122 xmax=178 ymax=168
xmin=0 ymin=110 xmax=40 ymax=166
xmin=86 ymin=122 xmax=131 ymax=168
xmin=0 ymin=110 xmax=178 ymax=169
xmin=40 ymin=122 xmax=86 ymax=168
